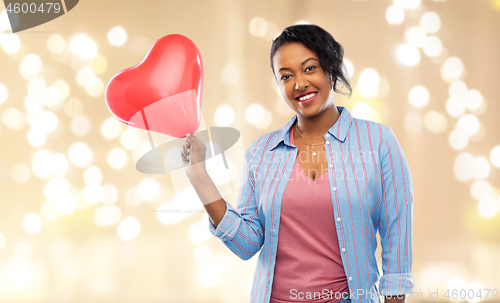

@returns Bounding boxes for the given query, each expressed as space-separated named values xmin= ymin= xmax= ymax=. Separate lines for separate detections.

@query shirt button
xmin=337 ymin=217 xmax=341 ymax=222
xmin=341 ymin=248 xmax=346 ymax=252
xmin=325 ymin=141 xmax=330 ymax=145
xmin=326 ymin=134 xmax=330 ymax=138
xmin=332 ymin=187 xmax=337 ymax=191
xmin=349 ymin=276 xmax=352 ymax=281
xmin=329 ymin=164 xmax=333 ymax=168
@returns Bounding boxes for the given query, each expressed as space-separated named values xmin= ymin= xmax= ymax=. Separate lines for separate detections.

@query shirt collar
xmin=268 ymin=105 xmax=352 ymax=151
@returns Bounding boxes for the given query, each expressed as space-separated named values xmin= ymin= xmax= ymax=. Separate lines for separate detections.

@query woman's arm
xmin=188 ymin=170 xmax=226 ymax=228
xmin=378 ymin=125 xmax=415 ymax=297
xmin=183 ymin=134 xmax=265 ymax=260
xmin=183 ymin=134 xmax=227 ymax=227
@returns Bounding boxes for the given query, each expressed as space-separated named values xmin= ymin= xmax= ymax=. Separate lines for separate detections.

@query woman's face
xmin=272 ymin=42 xmax=335 ymax=118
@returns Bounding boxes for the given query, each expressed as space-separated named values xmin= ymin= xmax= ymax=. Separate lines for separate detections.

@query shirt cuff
xmin=208 ymin=200 xmax=242 ymax=241
xmin=379 ymin=273 xmax=415 ymax=296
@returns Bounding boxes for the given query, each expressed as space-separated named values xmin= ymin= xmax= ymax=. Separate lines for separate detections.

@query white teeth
xmin=298 ymin=92 xmax=317 ymax=101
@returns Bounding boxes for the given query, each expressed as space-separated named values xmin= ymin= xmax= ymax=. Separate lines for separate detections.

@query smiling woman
xmin=183 ymin=24 xmax=414 ymax=303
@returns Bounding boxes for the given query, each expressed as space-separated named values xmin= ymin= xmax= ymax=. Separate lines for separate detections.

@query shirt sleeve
xmin=378 ymin=126 xmax=415 ymax=295
xmin=208 ymin=144 xmax=265 ymax=261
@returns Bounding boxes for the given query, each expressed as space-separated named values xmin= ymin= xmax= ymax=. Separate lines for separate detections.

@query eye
xmin=305 ymin=66 xmax=316 ymax=72
xmin=281 ymin=75 xmax=291 ymax=81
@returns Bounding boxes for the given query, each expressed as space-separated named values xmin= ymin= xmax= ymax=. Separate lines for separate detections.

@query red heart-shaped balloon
xmin=105 ymin=34 xmax=203 ymax=138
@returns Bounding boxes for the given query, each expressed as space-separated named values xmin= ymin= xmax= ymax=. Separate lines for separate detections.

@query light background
xmin=0 ymin=0 xmax=500 ymax=302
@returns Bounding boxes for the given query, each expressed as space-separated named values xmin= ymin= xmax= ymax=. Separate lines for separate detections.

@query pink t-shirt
xmin=270 ymin=126 xmax=349 ymax=303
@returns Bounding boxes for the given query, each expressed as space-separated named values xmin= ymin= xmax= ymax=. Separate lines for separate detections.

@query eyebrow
xmin=278 ymin=57 xmax=318 ymax=73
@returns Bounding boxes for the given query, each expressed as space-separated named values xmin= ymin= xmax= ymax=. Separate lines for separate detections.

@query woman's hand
xmin=181 ymin=133 xmax=207 ymax=180
xmin=181 ymin=133 xmax=226 ymax=226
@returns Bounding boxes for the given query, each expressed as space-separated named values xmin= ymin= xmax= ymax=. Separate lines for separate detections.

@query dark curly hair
xmin=270 ymin=24 xmax=352 ymax=97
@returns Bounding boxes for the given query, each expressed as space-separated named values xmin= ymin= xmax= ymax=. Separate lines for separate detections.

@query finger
xmin=181 ymin=147 xmax=190 ymax=159
xmin=185 ymin=133 xmax=192 ymax=145
xmin=186 ymin=134 xmax=198 ymax=148
xmin=181 ymin=150 xmax=190 ymax=162
xmin=183 ymin=143 xmax=189 ymax=154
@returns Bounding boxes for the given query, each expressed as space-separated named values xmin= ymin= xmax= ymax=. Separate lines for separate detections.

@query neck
xmin=295 ymin=105 xmax=341 ymax=137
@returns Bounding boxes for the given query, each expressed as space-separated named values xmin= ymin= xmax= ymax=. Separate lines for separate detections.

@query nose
xmin=295 ymin=74 xmax=309 ymax=91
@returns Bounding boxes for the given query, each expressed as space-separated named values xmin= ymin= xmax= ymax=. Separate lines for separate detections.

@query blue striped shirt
xmin=209 ymin=106 xmax=414 ymax=303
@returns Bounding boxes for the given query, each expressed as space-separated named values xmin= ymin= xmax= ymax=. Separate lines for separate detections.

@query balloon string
xmin=141 ymin=109 xmax=155 ymax=150
xmin=160 ymin=145 xmax=169 ymax=173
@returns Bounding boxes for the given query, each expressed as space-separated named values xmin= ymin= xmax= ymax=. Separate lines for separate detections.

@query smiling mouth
xmin=296 ymin=92 xmax=318 ymax=102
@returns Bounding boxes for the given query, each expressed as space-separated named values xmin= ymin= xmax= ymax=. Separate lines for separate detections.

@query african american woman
xmin=182 ymin=24 xmax=414 ymax=303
